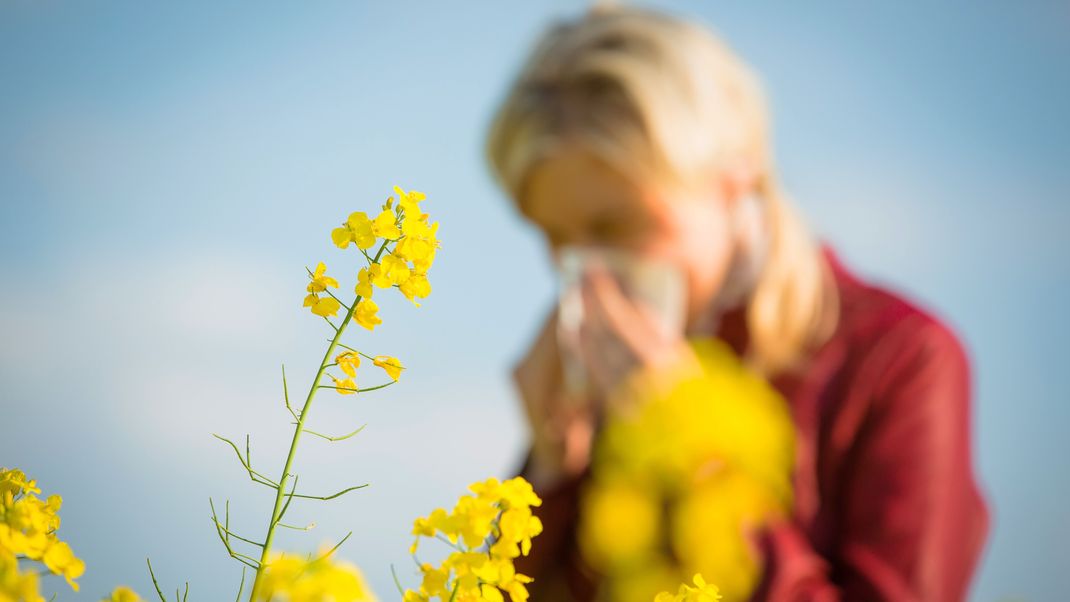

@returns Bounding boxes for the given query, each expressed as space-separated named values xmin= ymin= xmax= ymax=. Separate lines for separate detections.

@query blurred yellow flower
xmin=0 ymin=547 xmax=44 ymax=602
xmin=578 ymin=480 xmax=660 ymax=569
xmin=253 ymin=548 xmax=377 ymax=602
xmin=0 ymin=468 xmax=83 ymax=594
xmin=577 ymin=337 xmax=795 ymax=601
xmin=0 ymin=469 xmax=40 ymax=498
xmin=419 ymin=563 xmax=449 ymax=598
xmin=42 ymin=541 xmax=85 ymax=591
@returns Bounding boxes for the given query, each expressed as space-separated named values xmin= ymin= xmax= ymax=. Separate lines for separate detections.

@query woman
xmin=483 ymin=3 xmax=989 ymax=601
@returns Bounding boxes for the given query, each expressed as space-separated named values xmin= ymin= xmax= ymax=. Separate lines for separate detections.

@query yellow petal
xmin=372 ymin=209 xmax=401 ymax=240
xmin=311 ymin=296 xmax=341 ymax=317
xmin=355 ymin=268 xmax=374 ymax=299
xmin=354 ymin=298 xmax=382 ymax=330
xmin=368 ymin=263 xmax=392 ymax=288
xmin=331 ymin=375 xmax=357 ymax=395
xmin=373 ymin=355 xmax=404 ymax=381
xmin=331 ymin=226 xmax=353 ymax=248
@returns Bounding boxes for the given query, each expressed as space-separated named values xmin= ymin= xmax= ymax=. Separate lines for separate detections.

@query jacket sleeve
xmin=757 ymin=317 xmax=990 ymax=601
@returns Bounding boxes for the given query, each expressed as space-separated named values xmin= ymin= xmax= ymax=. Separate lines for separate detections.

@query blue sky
xmin=1 ymin=1 xmax=1067 ymax=600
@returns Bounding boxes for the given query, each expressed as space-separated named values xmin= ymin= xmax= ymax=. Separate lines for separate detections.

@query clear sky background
xmin=1 ymin=1 xmax=1067 ymax=600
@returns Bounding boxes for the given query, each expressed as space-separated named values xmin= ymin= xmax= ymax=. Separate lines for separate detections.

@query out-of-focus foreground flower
xmin=253 ymin=547 xmax=377 ymax=601
xmin=0 ymin=467 xmax=85 ymax=600
xmin=577 ymin=337 xmax=796 ymax=601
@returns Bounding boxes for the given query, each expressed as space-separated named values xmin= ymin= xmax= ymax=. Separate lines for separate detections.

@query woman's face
xmin=519 ymin=144 xmax=738 ymax=328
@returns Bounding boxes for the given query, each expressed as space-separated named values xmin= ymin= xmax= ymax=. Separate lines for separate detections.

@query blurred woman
xmin=484 ymin=3 xmax=988 ymax=601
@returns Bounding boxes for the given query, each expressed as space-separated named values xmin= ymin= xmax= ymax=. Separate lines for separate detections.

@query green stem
xmin=146 ymin=558 xmax=167 ymax=602
xmin=248 ymin=240 xmax=390 ymax=600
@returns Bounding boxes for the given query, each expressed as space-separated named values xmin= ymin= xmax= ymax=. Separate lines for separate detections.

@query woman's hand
xmin=577 ymin=263 xmax=704 ymax=414
xmin=512 ymin=307 xmax=595 ymax=494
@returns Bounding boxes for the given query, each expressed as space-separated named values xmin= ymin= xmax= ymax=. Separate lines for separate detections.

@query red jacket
xmin=512 ymin=244 xmax=990 ymax=601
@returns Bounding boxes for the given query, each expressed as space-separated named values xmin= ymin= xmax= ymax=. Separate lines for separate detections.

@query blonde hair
xmin=484 ymin=2 xmax=839 ymax=377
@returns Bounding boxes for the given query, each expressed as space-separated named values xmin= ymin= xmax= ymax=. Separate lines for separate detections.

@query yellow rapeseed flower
xmin=332 ymin=211 xmax=377 ymax=250
xmin=303 ymin=293 xmax=341 ymax=318
xmin=330 ymin=374 xmax=357 ymax=395
xmin=306 ymin=261 xmax=339 ymax=293
xmin=335 ymin=351 xmax=361 ymax=378
xmin=304 ymin=262 xmax=342 ymax=317
xmin=356 ymin=264 xmax=392 ymax=301
xmin=404 ymin=477 xmax=541 ymax=602
xmin=399 ymin=271 xmax=431 ymax=307
xmin=380 ymin=253 xmax=411 ymax=286
xmin=394 ymin=185 xmax=426 ymax=217
xmin=395 ymin=216 xmax=439 ymax=272
xmin=355 ymin=266 xmax=374 ymax=299
xmin=372 ymin=356 xmax=403 ymax=381
xmin=498 ymin=478 xmax=541 ymax=511
xmin=370 ymin=263 xmax=392 ymax=288
xmin=372 ymin=209 xmax=401 ymax=240
xmin=419 ymin=563 xmax=449 ymax=598
xmin=354 ymin=299 xmax=381 ymax=331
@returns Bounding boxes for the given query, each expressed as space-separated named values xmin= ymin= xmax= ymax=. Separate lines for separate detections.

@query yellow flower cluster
xmin=654 ymin=574 xmax=722 ymax=602
xmin=298 ymin=185 xmax=435 ymax=398
xmin=403 ymin=477 xmax=543 ymax=602
xmin=252 ymin=547 xmax=377 ymax=602
xmin=305 ymin=185 xmax=438 ymax=328
xmin=0 ymin=467 xmax=85 ymax=600
xmin=577 ymin=338 xmax=796 ymax=601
